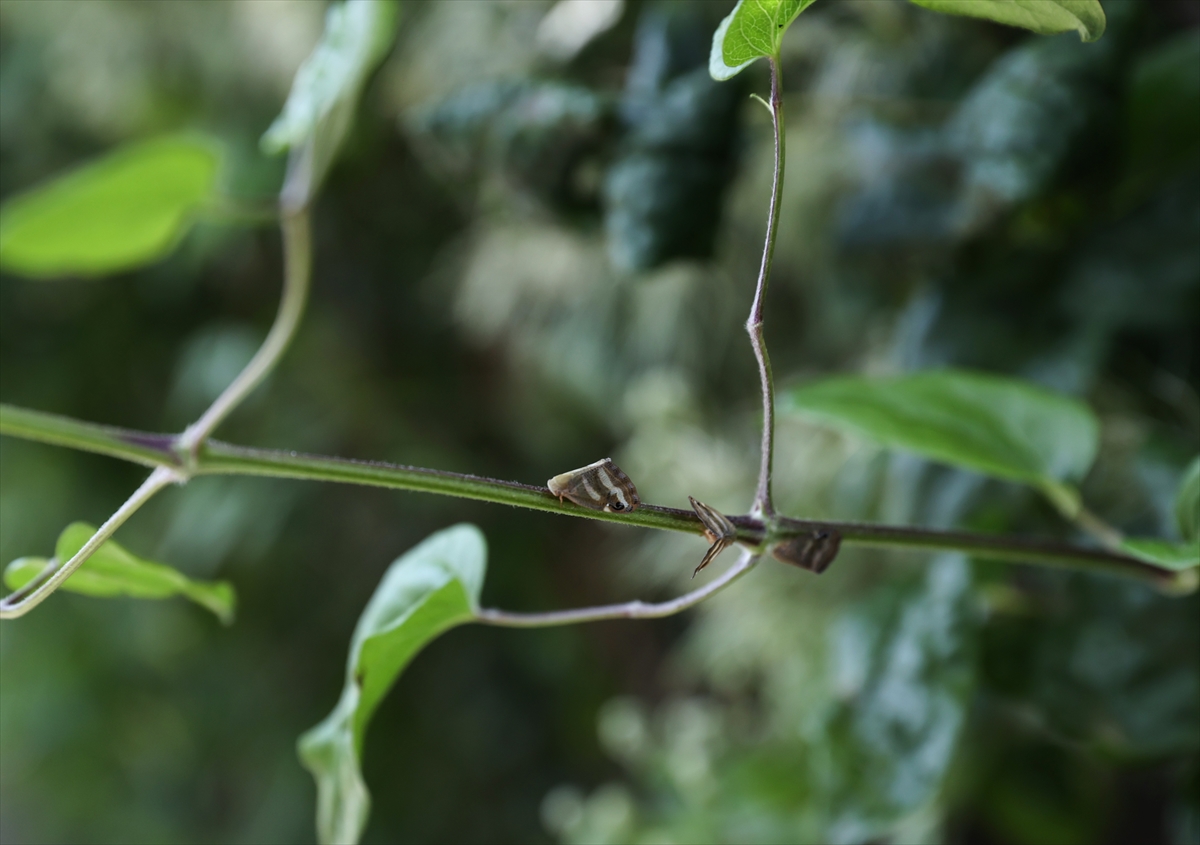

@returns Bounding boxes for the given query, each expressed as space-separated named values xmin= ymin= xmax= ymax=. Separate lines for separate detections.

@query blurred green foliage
xmin=0 ymin=135 xmax=219 ymax=278
xmin=1 ymin=1 xmax=1198 ymax=844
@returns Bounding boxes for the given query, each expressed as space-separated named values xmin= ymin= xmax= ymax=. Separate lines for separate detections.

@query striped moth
xmin=547 ymin=458 xmax=640 ymax=513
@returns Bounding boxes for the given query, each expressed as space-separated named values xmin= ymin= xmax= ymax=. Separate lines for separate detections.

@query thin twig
xmin=747 ymin=57 xmax=785 ymax=519
xmin=178 ymin=208 xmax=312 ymax=460
xmin=0 ymin=466 xmax=181 ymax=619
xmin=477 ymin=550 xmax=760 ymax=627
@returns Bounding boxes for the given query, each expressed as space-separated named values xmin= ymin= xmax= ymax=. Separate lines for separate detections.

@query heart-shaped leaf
xmin=262 ymin=0 xmax=399 ymax=205
xmin=3 ymin=522 xmax=235 ymax=623
xmin=0 ymin=136 xmax=219 ymax=278
xmin=908 ymin=0 xmax=1105 ymax=42
xmin=785 ymin=370 xmax=1099 ymax=516
xmin=709 ymin=0 xmax=818 ymax=81
xmin=298 ymin=524 xmax=486 ymax=845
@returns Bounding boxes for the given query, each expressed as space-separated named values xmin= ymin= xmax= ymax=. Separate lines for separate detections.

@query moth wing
xmin=547 ymin=466 xmax=607 ymax=509
xmin=598 ymin=460 xmax=639 ymax=512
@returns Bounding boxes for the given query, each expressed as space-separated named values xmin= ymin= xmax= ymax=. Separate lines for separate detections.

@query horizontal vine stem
xmin=0 ymin=404 xmax=182 ymax=468
xmin=1 ymin=402 xmax=1179 ymax=588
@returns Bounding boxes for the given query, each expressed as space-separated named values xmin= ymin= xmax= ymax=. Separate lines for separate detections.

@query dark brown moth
xmin=547 ymin=458 xmax=640 ymax=513
xmin=772 ymin=528 xmax=841 ymax=574
xmin=688 ymin=496 xmax=736 ymax=577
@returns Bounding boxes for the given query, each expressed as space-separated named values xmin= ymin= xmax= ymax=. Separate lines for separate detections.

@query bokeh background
xmin=1 ymin=1 xmax=1198 ymax=843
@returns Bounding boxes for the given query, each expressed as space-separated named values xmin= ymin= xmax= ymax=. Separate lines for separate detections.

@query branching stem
xmin=1 ymin=154 xmax=315 ymax=619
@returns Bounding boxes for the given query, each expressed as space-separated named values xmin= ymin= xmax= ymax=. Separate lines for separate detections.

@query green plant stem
xmin=0 ymin=466 xmax=180 ymax=619
xmin=477 ymin=551 xmax=761 ymax=627
xmin=748 ymin=57 xmax=785 ymax=519
xmin=178 ymin=207 xmax=311 ymax=461
xmin=1074 ymin=504 xmax=1125 ymax=549
xmin=0 ymin=403 xmax=1178 ymax=588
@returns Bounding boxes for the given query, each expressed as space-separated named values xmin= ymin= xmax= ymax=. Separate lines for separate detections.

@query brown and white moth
xmin=772 ymin=528 xmax=841 ymax=574
xmin=688 ymin=496 xmax=737 ymax=577
xmin=547 ymin=458 xmax=640 ymax=513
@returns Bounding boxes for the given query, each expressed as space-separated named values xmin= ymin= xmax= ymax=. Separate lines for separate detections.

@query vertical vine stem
xmin=178 ymin=206 xmax=312 ymax=460
xmin=0 ymin=466 xmax=182 ymax=619
xmin=748 ymin=57 xmax=785 ymax=519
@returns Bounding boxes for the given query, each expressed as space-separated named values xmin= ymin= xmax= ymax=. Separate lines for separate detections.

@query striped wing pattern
xmin=547 ymin=458 xmax=640 ymax=513
xmin=688 ymin=496 xmax=737 ymax=577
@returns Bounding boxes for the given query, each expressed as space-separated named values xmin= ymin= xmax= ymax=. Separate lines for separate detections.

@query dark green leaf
xmin=785 ymin=370 xmax=1098 ymax=516
xmin=261 ymin=0 xmax=399 ymax=204
xmin=1007 ymin=577 xmax=1200 ymax=755
xmin=1127 ymin=32 xmax=1200 ymax=185
xmin=2 ymin=522 xmax=235 ymax=623
xmin=709 ymin=0 xmax=818 ymax=81
xmin=1119 ymin=538 xmax=1200 ymax=572
xmin=0 ymin=136 xmax=219 ymax=278
xmin=297 ymin=524 xmax=486 ymax=845
xmin=818 ymin=555 xmax=977 ymax=835
xmin=1177 ymin=456 xmax=1200 ymax=543
xmin=908 ymin=0 xmax=1105 ymax=42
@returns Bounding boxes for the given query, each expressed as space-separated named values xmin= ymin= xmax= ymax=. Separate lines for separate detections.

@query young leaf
xmin=0 ymin=136 xmax=219 ymax=278
xmin=298 ymin=524 xmax=486 ymax=845
xmin=709 ymin=0 xmax=818 ymax=81
xmin=785 ymin=370 xmax=1099 ymax=516
xmin=261 ymin=0 xmax=399 ymax=205
xmin=2 ymin=522 xmax=235 ymax=623
xmin=1119 ymin=538 xmax=1200 ymax=572
xmin=1177 ymin=457 xmax=1200 ymax=543
xmin=908 ymin=0 xmax=1106 ymax=42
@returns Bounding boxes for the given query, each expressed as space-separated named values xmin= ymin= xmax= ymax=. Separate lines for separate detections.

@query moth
xmin=547 ymin=458 xmax=640 ymax=513
xmin=689 ymin=496 xmax=737 ymax=577
xmin=772 ymin=528 xmax=841 ymax=574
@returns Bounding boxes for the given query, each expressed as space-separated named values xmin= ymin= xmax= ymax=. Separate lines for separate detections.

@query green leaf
xmin=1127 ymin=32 xmax=1200 ymax=185
xmin=785 ymin=370 xmax=1099 ymax=516
xmin=819 ymin=554 xmax=978 ymax=837
xmin=298 ymin=524 xmax=486 ymax=845
xmin=0 ymin=136 xmax=219 ymax=278
xmin=2 ymin=522 xmax=235 ymax=623
xmin=1177 ymin=457 xmax=1200 ymax=543
xmin=709 ymin=0 xmax=818 ymax=81
xmin=908 ymin=0 xmax=1106 ymax=42
xmin=1120 ymin=538 xmax=1200 ymax=572
xmin=1001 ymin=576 xmax=1200 ymax=755
xmin=261 ymin=0 xmax=399 ymax=204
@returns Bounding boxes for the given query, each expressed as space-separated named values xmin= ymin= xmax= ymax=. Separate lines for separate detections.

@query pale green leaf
xmin=709 ymin=0 xmax=818 ymax=81
xmin=908 ymin=0 xmax=1105 ymax=42
xmin=1177 ymin=457 xmax=1200 ymax=543
xmin=0 ymin=136 xmax=219 ymax=278
xmin=2 ymin=522 xmax=235 ymax=623
xmin=261 ymin=0 xmax=399 ymax=203
xmin=1120 ymin=538 xmax=1200 ymax=572
xmin=298 ymin=524 xmax=486 ymax=845
xmin=785 ymin=370 xmax=1099 ymax=515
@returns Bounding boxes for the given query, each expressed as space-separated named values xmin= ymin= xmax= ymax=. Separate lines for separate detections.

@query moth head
xmin=603 ymin=487 xmax=639 ymax=513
